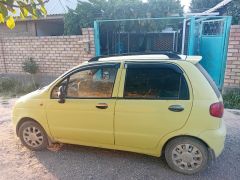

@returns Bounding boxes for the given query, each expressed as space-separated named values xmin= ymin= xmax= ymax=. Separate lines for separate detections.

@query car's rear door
xmin=114 ymin=62 xmax=193 ymax=149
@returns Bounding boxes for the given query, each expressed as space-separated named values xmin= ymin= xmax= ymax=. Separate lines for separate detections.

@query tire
xmin=18 ymin=121 xmax=48 ymax=151
xmin=164 ymin=137 xmax=209 ymax=175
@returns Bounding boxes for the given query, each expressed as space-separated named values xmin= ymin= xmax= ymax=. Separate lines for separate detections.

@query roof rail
xmin=88 ymin=51 xmax=182 ymax=62
xmin=88 ymin=56 xmax=106 ymax=62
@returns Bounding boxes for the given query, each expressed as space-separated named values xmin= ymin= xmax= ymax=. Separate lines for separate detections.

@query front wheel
xmin=165 ymin=137 xmax=209 ymax=175
xmin=19 ymin=121 xmax=48 ymax=150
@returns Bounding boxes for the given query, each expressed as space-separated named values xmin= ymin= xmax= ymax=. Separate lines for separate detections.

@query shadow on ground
xmin=32 ymin=138 xmax=237 ymax=180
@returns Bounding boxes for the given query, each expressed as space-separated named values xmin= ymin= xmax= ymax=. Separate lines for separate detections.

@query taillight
xmin=210 ymin=102 xmax=224 ymax=118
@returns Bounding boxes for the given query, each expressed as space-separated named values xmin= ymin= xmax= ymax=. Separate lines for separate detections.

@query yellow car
xmin=12 ymin=54 xmax=226 ymax=174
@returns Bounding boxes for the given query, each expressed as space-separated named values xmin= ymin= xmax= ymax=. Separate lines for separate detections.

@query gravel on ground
xmin=0 ymin=98 xmax=240 ymax=180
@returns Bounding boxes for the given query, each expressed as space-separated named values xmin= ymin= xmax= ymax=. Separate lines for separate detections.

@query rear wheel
xmin=19 ymin=121 xmax=48 ymax=150
xmin=165 ymin=137 xmax=208 ymax=175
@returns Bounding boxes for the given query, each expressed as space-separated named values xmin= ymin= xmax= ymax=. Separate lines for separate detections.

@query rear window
xmin=195 ymin=63 xmax=221 ymax=98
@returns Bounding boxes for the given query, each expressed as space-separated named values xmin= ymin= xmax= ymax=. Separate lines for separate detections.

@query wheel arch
xmin=16 ymin=117 xmax=44 ymax=137
xmin=161 ymin=135 xmax=211 ymax=156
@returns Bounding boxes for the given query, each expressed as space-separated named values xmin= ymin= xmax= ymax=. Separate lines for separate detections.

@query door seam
xmin=113 ymin=66 xmax=124 ymax=145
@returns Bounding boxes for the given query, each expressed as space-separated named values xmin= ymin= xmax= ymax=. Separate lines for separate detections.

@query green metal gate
xmin=94 ymin=16 xmax=232 ymax=89
xmin=188 ymin=16 xmax=232 ymax=89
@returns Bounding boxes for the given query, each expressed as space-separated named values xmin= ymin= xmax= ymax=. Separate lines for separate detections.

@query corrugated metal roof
xmin=15 ymin=14 xmax=64 ymax=22
xmin=11 ymin=0 xmax=78 ymax=17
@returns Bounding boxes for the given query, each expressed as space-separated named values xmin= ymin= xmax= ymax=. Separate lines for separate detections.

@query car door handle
xmin=168 ymin=105 xmax=184 ymax=112
xmin=96 ymin=103 xmax=108 ymax=109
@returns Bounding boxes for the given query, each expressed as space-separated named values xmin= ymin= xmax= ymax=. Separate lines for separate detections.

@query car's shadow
xmin=32 ymin=143 xmax=221 ymax=180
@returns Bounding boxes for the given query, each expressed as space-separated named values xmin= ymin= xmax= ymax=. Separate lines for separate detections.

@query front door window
xmin=51 ymin=65 xmax=118 ymax=99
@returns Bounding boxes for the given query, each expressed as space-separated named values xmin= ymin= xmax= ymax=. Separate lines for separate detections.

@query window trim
xmin=50 ymin=63 xmax=120 ymax=99
xmin=122 ymin=62 xmax=190 ymax=100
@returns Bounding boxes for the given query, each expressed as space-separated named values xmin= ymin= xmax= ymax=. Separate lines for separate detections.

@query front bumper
xmin=199 ymin=120 xmax=226 ymax=158
xmin=12 ymin=115 xmax=19 ymax=135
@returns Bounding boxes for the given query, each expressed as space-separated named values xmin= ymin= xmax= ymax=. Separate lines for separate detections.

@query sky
xmin=181 ymin=0 xmax=191 ymax=12
xmin=45 ymin=0 xmax=79 ymax=15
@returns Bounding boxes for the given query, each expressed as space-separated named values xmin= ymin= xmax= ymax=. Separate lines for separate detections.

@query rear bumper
xmin=199 ymin=120 xmax=226 ymax=158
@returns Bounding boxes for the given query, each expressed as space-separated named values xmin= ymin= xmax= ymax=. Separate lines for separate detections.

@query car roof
xmin=58 ymin=54 xmax=202 ymax=82
xmin=97 ymin=54 xmax=202 ymax=64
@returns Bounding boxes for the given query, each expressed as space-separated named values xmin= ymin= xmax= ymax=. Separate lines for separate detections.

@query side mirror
xmin=58 ymin=85 xmax=66 ymax=103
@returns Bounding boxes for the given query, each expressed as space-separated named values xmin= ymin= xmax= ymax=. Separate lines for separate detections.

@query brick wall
xmin=0 ymin=28 xmax=95 ymax=77
xmin=0 ymin=25 xmax=239 ymax=89
xmin=224 ymin=25 xmax=240 ymax=89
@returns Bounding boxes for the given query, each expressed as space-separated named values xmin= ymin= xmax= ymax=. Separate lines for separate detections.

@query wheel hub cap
xmin=23 ymin=126 xmax=44 ymax=148
xmin=181 ymin=153 xmax=193 ymax=163
xmin=172 ymin=144 xmax=203 ymax=171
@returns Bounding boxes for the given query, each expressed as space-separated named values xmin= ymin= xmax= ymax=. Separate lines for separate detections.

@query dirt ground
xmin=0 ymin=98 xmax=240 ymax=180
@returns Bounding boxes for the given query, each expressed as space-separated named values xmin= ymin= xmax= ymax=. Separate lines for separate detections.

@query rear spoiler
xmin=179 ymin=55 xmax=202 ymax=64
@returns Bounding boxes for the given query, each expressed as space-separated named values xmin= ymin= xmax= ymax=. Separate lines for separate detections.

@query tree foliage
xmin=191 ymin=0 xmax=240 ymax=25
xmin=190 ymin=0 xmax=222 ymax=13
xmin=0 ymin=0 xmax=48 ymax=29
xmin=64 ymin=0 xmax=183 ymax=35
xmin=226 ymin=0 xmax=240 ymax=25
xmin=22 ymin=57 xmax=38 ymax=88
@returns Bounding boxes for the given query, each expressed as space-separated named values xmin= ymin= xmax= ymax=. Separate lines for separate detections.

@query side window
xmin=66 ymin=66 xmax=118 ymax=98
xmin=51 ymin=79 xmax=68 ymax=98
xmin=124 ymin=66 xmax=189 ymax=100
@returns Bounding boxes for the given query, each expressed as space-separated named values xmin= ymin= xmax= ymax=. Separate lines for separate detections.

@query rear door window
xmin=124 ymin=63 xmax=189 ymax=100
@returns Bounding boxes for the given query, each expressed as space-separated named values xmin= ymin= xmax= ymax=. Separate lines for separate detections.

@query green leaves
xmin=22 ymin=57 xmax=38 ymax=75
xmin=20 ymin=7 xmax=29 ymax=19
xmin=0 ymin=0 xmax=48 ymax=29
xmin=64 ymin=0 xmax=183 ymax=35
xmin=0 ymin=4 xmax=8 ymax=17
xmin=40 ymin=5 xmax=47 ymax=15
xmin=190 ymin=0 xmax=222 ymax=13
xmin=191 ymin=0 xmax=240 ymax=24
xmin=226 ymin=0 xmax=240 ymax=25
xmin=223 ymin=90 xmax=240 ymax=109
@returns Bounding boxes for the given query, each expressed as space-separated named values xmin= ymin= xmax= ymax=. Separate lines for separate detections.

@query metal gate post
xmin=219 ymin=16 xmax=232 ymax=89
xmin=181 ymin=18 xmax=186 ymax=54
xmin=94 ymin=21 xmax=101 ymax=56
xmin=188 ymin=16 xmax=195 ymax=55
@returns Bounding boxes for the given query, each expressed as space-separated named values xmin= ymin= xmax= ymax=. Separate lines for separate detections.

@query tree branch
xmin=0 ymin=0 xmax=49 ymax=8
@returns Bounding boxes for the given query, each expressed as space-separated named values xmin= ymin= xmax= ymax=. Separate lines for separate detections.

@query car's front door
xmin=46 ymin=63 xmax=120 ymax=145
xmin=114 ymin=62 xmax=193 ymax=150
